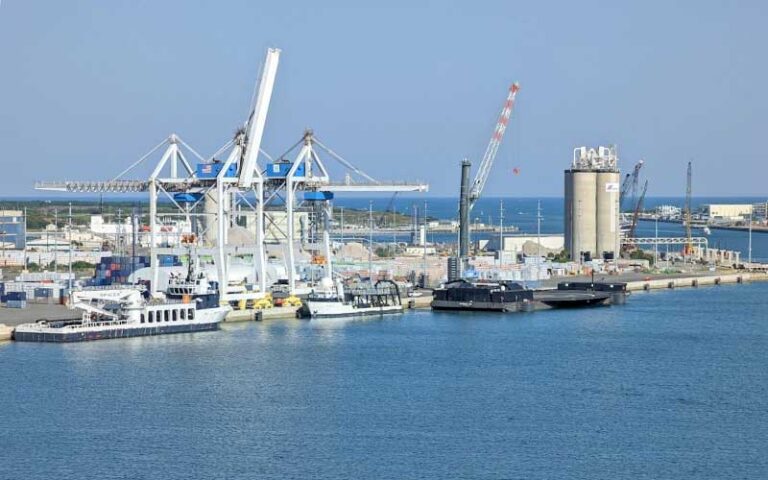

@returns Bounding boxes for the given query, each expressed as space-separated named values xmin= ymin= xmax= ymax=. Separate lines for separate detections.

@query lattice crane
xmin=468 ymin=83 xmax=520 ymax=208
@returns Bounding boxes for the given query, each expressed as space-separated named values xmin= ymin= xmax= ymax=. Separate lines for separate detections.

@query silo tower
xmin=564 ymin=146 xmax=621 ymax=262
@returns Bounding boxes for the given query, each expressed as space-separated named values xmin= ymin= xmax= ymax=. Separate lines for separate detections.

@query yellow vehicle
xmin=253 ymin=293 xmax=274 ymax=310
xmin=282 ymin=295 xmax=302 ymax=307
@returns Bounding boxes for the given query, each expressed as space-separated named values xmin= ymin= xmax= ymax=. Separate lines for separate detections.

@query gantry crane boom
xmin=469 ymin=83 xmax=520 ymax=208
xmin=239 ymin=48 xmax=281 ymax=188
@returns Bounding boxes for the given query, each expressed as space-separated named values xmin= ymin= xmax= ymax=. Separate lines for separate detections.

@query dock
xmin=624 ymin=272 xmax=761 ymax=291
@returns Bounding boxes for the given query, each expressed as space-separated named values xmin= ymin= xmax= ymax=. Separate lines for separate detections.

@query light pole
xmin=68 ymin=203 xmax=73 ymax=288
xmin=368 ymin=201 xmax=373 ymax=278
xmin=54 ymin=208 xmax=58 ymax=273
xmin=654 ymin=215 xmax=659 ymax=267
xmin=748 ymin=205 xmax=753 ymax=265
xmin=423 ymin=201 xmax=428 ymax=288
xmin=498 ymin=199 xmax=504 ymax=267
xmin=537 ymin=200 xmax=542 ymax=260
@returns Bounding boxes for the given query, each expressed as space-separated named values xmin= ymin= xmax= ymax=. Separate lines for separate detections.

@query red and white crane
xmin=468 ymin=82 xmax=520 ymax=208
xmin=458 ymin=82 xmax=520 ymax=261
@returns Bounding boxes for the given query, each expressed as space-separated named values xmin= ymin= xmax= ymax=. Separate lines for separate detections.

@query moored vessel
xmin=431 ymin=279 xmax=535 ymax=312
xmin=13 ymin=277 xmax=230 ymax=342
xmin=297 ymin=279 xmax=403 ymax=319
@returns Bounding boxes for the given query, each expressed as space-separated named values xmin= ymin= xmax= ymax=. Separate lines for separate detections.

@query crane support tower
xmin=684 ymin=161 xmax=693 ymax=256
xmin=456 ymin=82 xmax=520 ymax=265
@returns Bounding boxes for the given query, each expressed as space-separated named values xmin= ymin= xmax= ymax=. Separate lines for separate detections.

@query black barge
xmin=534 ymin=281 xmax=628 ymax=308
xmin=431 ymin=280 xmax=535 ymax=312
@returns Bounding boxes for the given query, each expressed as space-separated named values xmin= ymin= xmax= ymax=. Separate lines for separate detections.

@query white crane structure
xmin=36 ymin=47 xmax=428 ymax=300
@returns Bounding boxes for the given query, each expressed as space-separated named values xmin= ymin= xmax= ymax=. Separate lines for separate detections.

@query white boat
xmin=297 ymin=279 xmax=403 ymax=319
xmin=14 ymin=281 xmax=230 ymax=343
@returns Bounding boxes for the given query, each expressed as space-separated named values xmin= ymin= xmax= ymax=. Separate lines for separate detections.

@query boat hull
xmin=13 ymin=321 xmax=219 ymax=343
xmin=430 ymin=300 xmax=534 ymax=312
xmin=300 ymin=301 xmax=403 ymax=319
xmin=533 ymin=291 xmax=612 ymax=308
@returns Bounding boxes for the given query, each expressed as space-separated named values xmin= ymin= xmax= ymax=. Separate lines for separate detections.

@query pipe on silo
xmin=458 ymin=159 xmax=471 ymax=259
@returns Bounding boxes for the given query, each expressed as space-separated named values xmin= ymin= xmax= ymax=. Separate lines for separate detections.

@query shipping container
xmin=6 ymin=291 xmax=26 ymax=301
xmin=196 ymin=162 xmax=237 ymax=179
xmin=266 ymin=161 xmax=305 ymax=178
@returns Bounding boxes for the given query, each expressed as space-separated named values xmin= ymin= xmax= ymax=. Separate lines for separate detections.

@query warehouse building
xmin=702 ymin=204 xmax=752 ymax=223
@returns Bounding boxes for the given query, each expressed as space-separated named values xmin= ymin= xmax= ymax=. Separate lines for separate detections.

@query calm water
xmin=1 ymin=284 xmax=767 ymax=479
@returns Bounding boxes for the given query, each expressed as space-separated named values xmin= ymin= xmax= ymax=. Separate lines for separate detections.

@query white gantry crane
xmin=36 ymin=47 xmax=428 ymax=300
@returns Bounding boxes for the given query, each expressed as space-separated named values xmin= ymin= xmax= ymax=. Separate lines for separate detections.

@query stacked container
xmin=3 ymin=282 xmax=64 ymax=303
xmin=5 ymin=291 xmax=27 ymax=308
xmin=92 ymin=255 xmax=181 ymax=286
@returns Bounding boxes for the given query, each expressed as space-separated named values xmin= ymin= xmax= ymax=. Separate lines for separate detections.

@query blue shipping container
xmin=196 ymin=163 xmax=237 ymax=179
xmin=174 ymin=192 xmax=204 ymax=203
xmin=265 ymin=162 xmax=305 ymax=178
xmin=303 ymin=191 xmax=334 ymax=201
xmin=6 ymin=291 xmax=26 ymax=301
xmin=6 ymin=300 xmax=26 ymax=309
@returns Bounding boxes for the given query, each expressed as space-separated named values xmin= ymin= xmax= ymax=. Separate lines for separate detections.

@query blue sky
xmin=0 ymin=1 xmax=765 ymax=197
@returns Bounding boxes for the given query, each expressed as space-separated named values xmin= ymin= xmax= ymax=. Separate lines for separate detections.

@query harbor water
xmin=1 ymin=283 xmax=767 ymax=479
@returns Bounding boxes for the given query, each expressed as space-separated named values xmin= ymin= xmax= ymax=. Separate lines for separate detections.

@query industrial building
xmin=564 ymin=146 xmax=621 ymax=262
xmin=752 ymin=202 xmax=768 ymax=222
xmin=702 ymin=204 xmax=752 ymax=223
xmin=482 ymin=234 xmax=565 ymax=256
xmin=0 ymin=210 xmax=26 ymax=249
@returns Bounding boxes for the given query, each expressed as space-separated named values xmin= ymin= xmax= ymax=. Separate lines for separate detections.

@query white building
xmin=702 ymin=204 xmax=752 ymax=223
xmin=655 ymin=205 xmax=682 ymax=218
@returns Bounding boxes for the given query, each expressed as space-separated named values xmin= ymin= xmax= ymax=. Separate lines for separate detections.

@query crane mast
xmin=629 ymin=179 xmax=648 ymax=241
xmin=684 ymin=161 xmax=693 ymax=255
xmin=469 ymin=82 xmax=520 ymax=208
xmin=620 ymin=160 xmax=644 ymax=211
xmin=457 ymin=83 xmax=520 ymax=265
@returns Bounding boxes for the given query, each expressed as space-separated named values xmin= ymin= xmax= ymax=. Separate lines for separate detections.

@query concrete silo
xmin=596 ymin=170 xmax=621 ymax=259
xmin=570 ymin=170 xmax=598 ymax=260
xmin=564 ymin=146 xmax=620 ymax=262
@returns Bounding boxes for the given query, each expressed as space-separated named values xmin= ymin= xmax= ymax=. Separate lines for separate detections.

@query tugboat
xmin=13 ymin=273 xmax=230 ymax=342
xmin=431 ymin=279 xmax=535 ymax=312
xmin=297 ymin=278 xmax=403 ymax=319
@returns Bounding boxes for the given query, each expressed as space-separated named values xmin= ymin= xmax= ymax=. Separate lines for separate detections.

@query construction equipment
xmin=376 ymin=192 xmax=399 ymax=228
xmin=468 ymin=83 xmax=520 ymax=208
xmin=253 ymin=293 xmax=274 ymax=310
xmin=683 ymin=161 xmax=693 ymax=256
xmin=620 ymin=160 xmax=644 ymax=212
xmin=283 ymin=295 xmax=302 ymax=307
xmin=458 ymin=83 xmax=520 ymax=259
xmin=628 ymin=180 xmax=648 ymax=241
